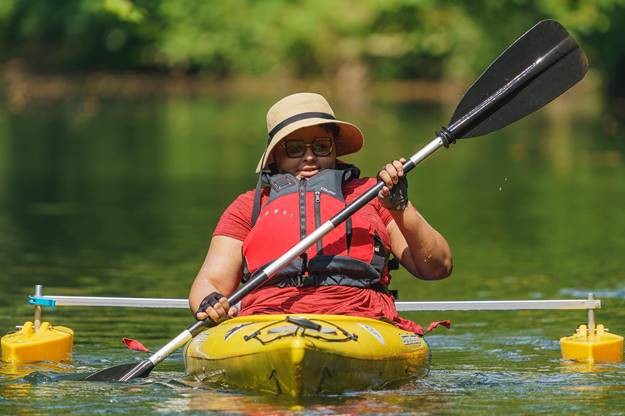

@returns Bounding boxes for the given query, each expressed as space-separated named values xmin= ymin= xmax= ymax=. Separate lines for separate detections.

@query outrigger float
xmin=2 ymin=285 xmax=622 ymax=395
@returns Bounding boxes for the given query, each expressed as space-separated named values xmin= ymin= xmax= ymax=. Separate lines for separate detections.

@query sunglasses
xmin=282 ymin=138 xmax=334 ymax=158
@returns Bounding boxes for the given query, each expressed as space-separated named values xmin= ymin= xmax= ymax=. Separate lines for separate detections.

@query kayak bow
xmin=184 ymin=314 xmax=430 ymax=396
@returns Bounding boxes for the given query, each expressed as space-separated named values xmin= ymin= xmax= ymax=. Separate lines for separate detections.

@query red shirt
xmin=213 ymin=177 xmax=423 ymax=334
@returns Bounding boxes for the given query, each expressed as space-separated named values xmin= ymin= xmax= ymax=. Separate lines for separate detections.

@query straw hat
xmin=256 ymin=93 xmax=364 ymax=172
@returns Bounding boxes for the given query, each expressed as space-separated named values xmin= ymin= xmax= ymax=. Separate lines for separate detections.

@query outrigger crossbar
xmin=29 ymin=293 xmax=601 ymax=311
xmin=29 ymin=295 xmax=190 ymax=309
xmin=394 ymin=299 xmax=600 ymax=311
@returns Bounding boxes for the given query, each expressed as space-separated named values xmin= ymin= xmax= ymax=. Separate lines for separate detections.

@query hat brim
xmin=256 ymin=118 xmax=364 ymax=173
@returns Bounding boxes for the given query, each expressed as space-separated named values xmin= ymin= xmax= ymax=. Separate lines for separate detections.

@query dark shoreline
xmin=2 ymin=60 xmax=599 ymax=114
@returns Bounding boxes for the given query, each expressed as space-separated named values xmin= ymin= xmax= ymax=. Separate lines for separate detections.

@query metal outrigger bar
xmin=29 ymin=291 xmax=600 ymax=311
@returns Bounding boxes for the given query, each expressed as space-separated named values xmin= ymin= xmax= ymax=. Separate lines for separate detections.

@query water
xmin=1 ymin=91 xmax=625 ymax=414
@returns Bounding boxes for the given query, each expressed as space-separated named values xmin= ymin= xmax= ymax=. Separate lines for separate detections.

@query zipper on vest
xmin=314 ymin=191 xmax=322 ymax=254
xmin=299 ymin=179 xmax=307 ymax=241
xmin=298 ymin=178 xmax=309 ymax=275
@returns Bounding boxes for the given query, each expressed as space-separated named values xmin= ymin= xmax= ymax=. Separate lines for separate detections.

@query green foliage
xmin=101 ymin=0 xmax=146 ymax=23
xmin=0 ymin=0 xmax=624 ymax=90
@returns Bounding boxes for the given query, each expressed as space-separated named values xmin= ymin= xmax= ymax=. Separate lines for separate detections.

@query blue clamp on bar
xmin=29 ymin=295 xmax=56 ymax=308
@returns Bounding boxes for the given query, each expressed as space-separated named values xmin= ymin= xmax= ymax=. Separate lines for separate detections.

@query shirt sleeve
xmin=212 ymin=190 xmax=255 ymax=241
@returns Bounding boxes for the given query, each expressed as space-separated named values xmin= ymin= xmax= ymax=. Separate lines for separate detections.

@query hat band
xmin=268 ymin=112 xmax=336 ymax=142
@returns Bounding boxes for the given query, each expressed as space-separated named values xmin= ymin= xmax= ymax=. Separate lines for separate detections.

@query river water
xmin=1 ymin=91 xmax=624 ymax=415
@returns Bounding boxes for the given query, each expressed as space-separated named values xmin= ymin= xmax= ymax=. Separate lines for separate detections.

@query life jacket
xmin=242 ymin=166 xmax=392 ymax=289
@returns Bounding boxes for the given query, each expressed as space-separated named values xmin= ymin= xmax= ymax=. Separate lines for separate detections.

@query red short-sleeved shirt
xmin=212 ymin=177 xmax=423 ymax=334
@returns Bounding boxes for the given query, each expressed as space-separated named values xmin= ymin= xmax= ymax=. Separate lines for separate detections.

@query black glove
xmin=387 ymin=176 xmax=409 ymax=211
xmin=195 ymin=291 xmax=225 ymax=320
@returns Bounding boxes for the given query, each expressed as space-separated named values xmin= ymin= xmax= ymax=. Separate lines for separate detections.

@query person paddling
xmin=189 ymin=92 xmax=452 ymax=333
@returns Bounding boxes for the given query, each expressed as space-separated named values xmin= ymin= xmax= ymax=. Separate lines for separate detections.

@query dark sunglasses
xmin=282 ymin=138 xmax=334 ymax=158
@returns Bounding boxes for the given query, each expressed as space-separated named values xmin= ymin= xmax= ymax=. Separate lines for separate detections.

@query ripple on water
xmin=561 ymin=287 xmax=625 ymax=300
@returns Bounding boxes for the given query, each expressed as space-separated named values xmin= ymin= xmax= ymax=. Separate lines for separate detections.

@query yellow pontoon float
xmin=1 ymin=285 xmax=73 ymax=364
xmin=560 ymin=294 xmax=623 ymax=363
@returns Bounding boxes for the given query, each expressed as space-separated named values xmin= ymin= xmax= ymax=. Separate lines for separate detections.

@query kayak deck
xmin=184 ymin=314 xmax=430 ymax=396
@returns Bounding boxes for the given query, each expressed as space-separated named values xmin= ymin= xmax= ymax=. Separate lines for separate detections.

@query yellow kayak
xmin=184 ymin=314 xmax=430 ymax=396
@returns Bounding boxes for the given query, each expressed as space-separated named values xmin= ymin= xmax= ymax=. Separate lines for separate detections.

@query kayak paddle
xmin=85 ymin=19 xmax=587 ymax=382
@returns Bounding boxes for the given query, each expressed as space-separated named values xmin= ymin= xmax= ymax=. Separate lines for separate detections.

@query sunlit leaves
xmin=0 ymin=0 xmax=623 ymax=87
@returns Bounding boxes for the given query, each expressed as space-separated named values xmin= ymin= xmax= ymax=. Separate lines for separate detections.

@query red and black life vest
xmin=242 ymin=166 xmax=391 ymax=289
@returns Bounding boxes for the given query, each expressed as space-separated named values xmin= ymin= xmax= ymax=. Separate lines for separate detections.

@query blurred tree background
xmin=1 ymin=0 xmax=624 ymax=108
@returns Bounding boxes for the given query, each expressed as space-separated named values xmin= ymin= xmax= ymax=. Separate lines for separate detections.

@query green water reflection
xmin=1 ymin=94 xmax=625 ymax=414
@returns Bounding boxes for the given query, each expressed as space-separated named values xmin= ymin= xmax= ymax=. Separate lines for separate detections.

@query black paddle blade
xmin=448 ymin=19 xmax=588 ymax=140
xmin=84 ymin=360 xmax=154 ymax=381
